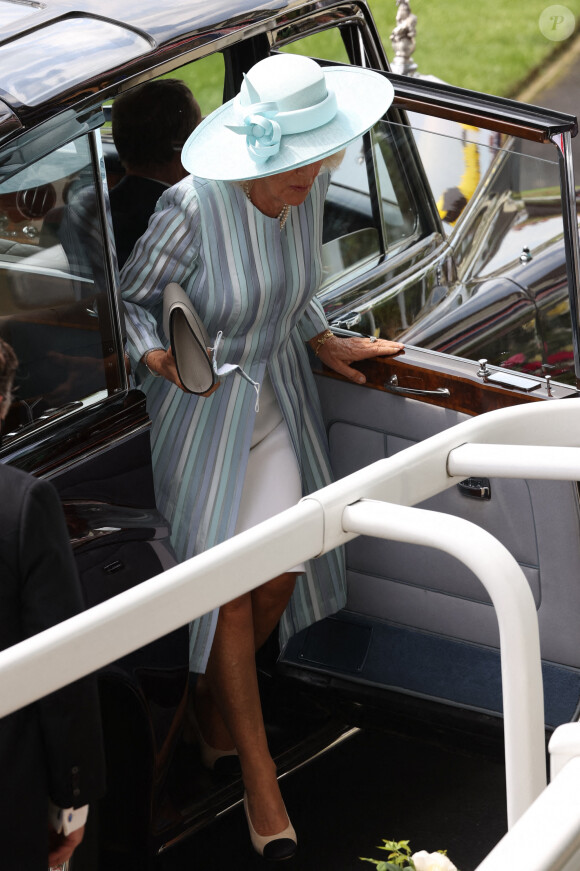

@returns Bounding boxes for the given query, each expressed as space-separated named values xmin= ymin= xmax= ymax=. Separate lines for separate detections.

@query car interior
xmin=0 ymin=18 xmax=578 ymax=727
xmin=0 ymin=11 xmax=579 ymax=863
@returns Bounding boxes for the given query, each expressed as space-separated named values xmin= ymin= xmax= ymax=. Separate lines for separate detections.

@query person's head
xmin=242 ymin=149 xmax=345 ymax=206
xmin=437 ymin=186 xmax=468 ymax=224
xmin=0 ymin=338 xmax=18 ymax=420
xmin=112 ymin=79 xmax=201 ymax=176
xmin=181 ymin=54 xmax=394 ymax=184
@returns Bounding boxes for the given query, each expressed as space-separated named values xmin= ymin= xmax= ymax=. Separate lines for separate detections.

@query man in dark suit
xmin=0 ymin=337 xmax=105 ymax=868
xmin=110 ymin=79 xmax=201 ymax=269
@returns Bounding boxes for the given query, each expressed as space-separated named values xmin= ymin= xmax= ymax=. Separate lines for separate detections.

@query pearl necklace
xmin=242 ymin=181 xmax=290 ymax=230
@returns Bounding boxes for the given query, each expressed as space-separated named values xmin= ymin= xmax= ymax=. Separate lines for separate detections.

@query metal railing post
xmin=475 ymin=756 xmax=580 ymax=870
xmin=342 ymin=499 xmax=546 ymax=828
xmin=1 ymin=398 xmax=579 ymax=833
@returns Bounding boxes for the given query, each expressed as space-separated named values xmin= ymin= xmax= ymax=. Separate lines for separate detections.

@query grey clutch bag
xmin=163 ymin=282 xmax=216 ymax=394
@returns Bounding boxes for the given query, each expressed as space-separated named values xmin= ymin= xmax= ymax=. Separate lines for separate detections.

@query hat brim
xmin=181 ymin=66 xmax=395 ymax=181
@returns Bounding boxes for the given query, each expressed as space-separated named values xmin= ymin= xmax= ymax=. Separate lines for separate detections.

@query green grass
xmin=165 ymin=0 xmax=580 ymax=113
xmin=170 ymin=53 xmax=225 ymax=115
xmin=367 ymin=0 xmax=580 ymax=97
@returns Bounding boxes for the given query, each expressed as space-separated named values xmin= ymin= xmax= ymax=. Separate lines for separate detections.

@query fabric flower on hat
xmin=242 ymin=107 xmax=282 ymax=162
xmin=227 ymin=97 xmax=283 ymax=163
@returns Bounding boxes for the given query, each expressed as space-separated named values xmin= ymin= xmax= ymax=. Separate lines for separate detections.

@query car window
xmin=164 ymin=52 xmax=225 ymax=117
xmin=280 ymin=30 xmax=350 ymax=64
xmin=407 ymin=117 xmax=500 ymax=237
xmin=320 ymin=111 xmax=575 ymax=385
xmin=396 ymin=120 xmax=571 ymax=376
xmin=0 ymin=135 xmax=123 ymax=442
xmin=274 ymin=9 xmax=385 ymax=68
xmin=103 ymin=53 xmax=226 ymax=181
xmin=322 ymin=123 xmax=422 ymax=290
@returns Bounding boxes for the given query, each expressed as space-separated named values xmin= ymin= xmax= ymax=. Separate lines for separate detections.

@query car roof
xmin=0 ymin=0 xmax=293 ymax=132
xmin=0 ymin=0 xmax=287 ymax=46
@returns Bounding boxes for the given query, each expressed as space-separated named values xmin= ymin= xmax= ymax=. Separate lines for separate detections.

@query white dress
xmin=235 ymin=373 xmax=305 ymax=572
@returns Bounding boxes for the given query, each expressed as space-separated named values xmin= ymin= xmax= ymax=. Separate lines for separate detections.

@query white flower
xmin=412 ymin=850 xmax=457 ymax=871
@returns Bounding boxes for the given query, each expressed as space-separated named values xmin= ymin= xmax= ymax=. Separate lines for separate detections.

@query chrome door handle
xmin=384 ymin=375 xmax=450 ymax=397
xmin=457 ymin=477 xmax=491 ymax=499
xmin=329 ymin=310 xmax=361 ymax=329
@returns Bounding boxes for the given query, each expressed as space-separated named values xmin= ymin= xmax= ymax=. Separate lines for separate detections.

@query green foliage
xmin=360 ymin=863 xmax=412 ymax=871
xmin=284 ymin=0 xmax=580 ymax=97
xmin=161 ymin=52 xmax=225 ymax=116
xmin=361 ymin=838 xmax=415 ymax=870
xmin=162 ymin=1 xmax=580 ymax=112
xmin=361 ymin=838 xmax=455 ymax=870
xmin=366 ymin=0 xmax=580 ymax=97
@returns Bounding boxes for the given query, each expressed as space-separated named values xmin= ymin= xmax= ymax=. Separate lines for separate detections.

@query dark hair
xmin=112 ymin=79 xmax=201 ymax=169
xmin=0 ymin=337 xmax=18 ymax=410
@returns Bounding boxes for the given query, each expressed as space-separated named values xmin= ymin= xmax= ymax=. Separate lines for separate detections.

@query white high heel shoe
xmin=185 ymin=700 xmax=240 ymax=775
xmin=243 ymin=792 xmax=297 ymax=861
xmin=197 ymin=728 xmax=240 ymax=775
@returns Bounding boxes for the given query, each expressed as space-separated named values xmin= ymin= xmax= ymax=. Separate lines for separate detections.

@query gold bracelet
xmin=314 ymin=329 xmax=334 ymax=356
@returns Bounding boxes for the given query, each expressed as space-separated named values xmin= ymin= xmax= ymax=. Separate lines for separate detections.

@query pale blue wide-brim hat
xmin=181 ymin=54 xmax=395 ymax=181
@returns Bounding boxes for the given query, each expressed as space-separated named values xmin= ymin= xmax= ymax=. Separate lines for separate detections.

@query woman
xmin=122 ymin=53 xmax=402 ymax=860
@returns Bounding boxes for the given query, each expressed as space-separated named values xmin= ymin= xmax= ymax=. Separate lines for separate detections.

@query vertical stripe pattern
xmin=121 ymin=173 xmax=345 ymax=672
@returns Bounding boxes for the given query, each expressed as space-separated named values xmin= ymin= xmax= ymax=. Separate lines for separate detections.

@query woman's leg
xmin=251 ymin=571 xmax=297 ymax=650
xmin=197 ymin=572 xmax=297 ymax=835
xmin=195 ymin=571 xmax=296 ymax=749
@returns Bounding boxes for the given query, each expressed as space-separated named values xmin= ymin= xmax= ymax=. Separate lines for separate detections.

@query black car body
xmin=0 ymin=0 xmax=579 ymax=867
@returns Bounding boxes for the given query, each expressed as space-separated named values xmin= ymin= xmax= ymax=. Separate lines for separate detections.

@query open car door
xmin=280 ymin=70 xmax=580 ymax=735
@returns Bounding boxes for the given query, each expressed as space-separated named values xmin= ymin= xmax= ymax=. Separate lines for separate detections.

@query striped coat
xmin=121 ymin=173 xmax=345 ymax=672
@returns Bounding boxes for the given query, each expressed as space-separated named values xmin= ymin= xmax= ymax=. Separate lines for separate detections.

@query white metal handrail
xmin=448 ymin=443 xmax=580 ymax=480
xmin=476 ymin=724 xmax=580 ymax=870
xmin=476 ymin=759 xmax=580 ymax=871
xmin=2 ymin=398 xmax=580 ymax=826
xmin=343 ymin=500 xmax=545 ymax=827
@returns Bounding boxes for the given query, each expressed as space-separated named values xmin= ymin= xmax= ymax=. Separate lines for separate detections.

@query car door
xmin=0 ymin=119 xmax=188 ymax=862
xmin=275 ymin=37 xmax=580 ymax=733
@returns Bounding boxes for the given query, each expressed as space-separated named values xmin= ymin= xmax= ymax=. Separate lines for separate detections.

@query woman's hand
xmin=142 ymin=348 xmax=220 ymax=396
xmin=142 ymin=347 xmax=181 ymax=384
xmin=310 ymin=332 xmax=404 ymax=384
